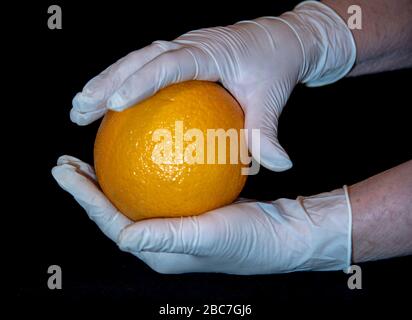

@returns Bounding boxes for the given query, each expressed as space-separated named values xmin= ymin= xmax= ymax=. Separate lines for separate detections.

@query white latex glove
xmin=52 ymin=155 xmax=352 ymax=274
xmin=71 ymin=1 xmax=356 ymax=172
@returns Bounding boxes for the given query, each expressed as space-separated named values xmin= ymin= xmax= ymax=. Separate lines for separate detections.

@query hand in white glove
xmin=52 ymin=155 xmax=352 ymax=274
xmin=71 ymin=1 xmax=356 ymax=172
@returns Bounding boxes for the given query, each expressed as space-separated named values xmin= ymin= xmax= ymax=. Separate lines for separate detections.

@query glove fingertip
xmin=260 ymin=154 xmax=293 ymax=172
xmin=70 ymin=108 xmax=88 ymax=126
xmin=56 ymin=154 xmax=78 ymax=166
xmin=252 ymin=134 xmax=293 ymax=172
xmin=107 ymin=91 xmax=129 ymax=111
xmin=71 ymin=92 xmax=82 ymax=110
xmin=70 ymin=107 xmax=106 ymax=126
xmin=51 ymin=165 xmax=72 ymax=189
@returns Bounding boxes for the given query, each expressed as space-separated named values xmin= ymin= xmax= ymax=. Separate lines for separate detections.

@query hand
xmin=70 ymin=1 xmax=356 ymax=172
xmin=52 ymin=155 xmax=352 ymax=274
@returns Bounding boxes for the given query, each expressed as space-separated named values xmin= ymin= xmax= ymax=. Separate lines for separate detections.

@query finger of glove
xmin=70 ymin=107 xmax=108 ymax=126
xmin=118 ymin=210 xmax=225 ymax=256
xmin=107 ymin=46 xmax=218 ymax=111
xmin=244 ymin=100 xmax=292 ymax=172
xmin=56 ymin=154 xmax=97 ymax=180
xmin=135 ymin=251 xmax=232 ymax=274
xmin=71 ymin=41 xmax=173 ymax=124
xmin=51 ymin=157 xmax=132 ymax=242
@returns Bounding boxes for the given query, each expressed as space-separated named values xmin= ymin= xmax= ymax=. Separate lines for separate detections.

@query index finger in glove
xmin=71 ymin=41 xmax=176 ymax=125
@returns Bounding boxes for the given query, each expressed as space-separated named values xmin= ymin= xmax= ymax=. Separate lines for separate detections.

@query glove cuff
xmin=280 ymin=0 xmax=357 ymax=87
xmin=297 ymin=185 xmax=353 ymax=271
xmin=271 ymin=185 xmax=352 ymax=272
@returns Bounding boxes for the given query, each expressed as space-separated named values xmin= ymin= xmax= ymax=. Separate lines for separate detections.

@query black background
xmin=11 ymin=0 xmax=412 ymax=316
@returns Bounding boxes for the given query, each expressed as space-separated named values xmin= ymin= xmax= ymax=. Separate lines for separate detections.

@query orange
xmin=94 ymin=81 xmax=247 ymax=221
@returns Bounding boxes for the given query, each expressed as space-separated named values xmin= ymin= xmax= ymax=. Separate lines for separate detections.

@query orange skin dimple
xmin=94 ymin=81 xmax=247 ymax=221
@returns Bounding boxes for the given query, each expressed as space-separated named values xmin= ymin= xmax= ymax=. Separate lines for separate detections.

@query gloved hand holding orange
xmin=52 ymin=1 xmax=355 ymax=274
